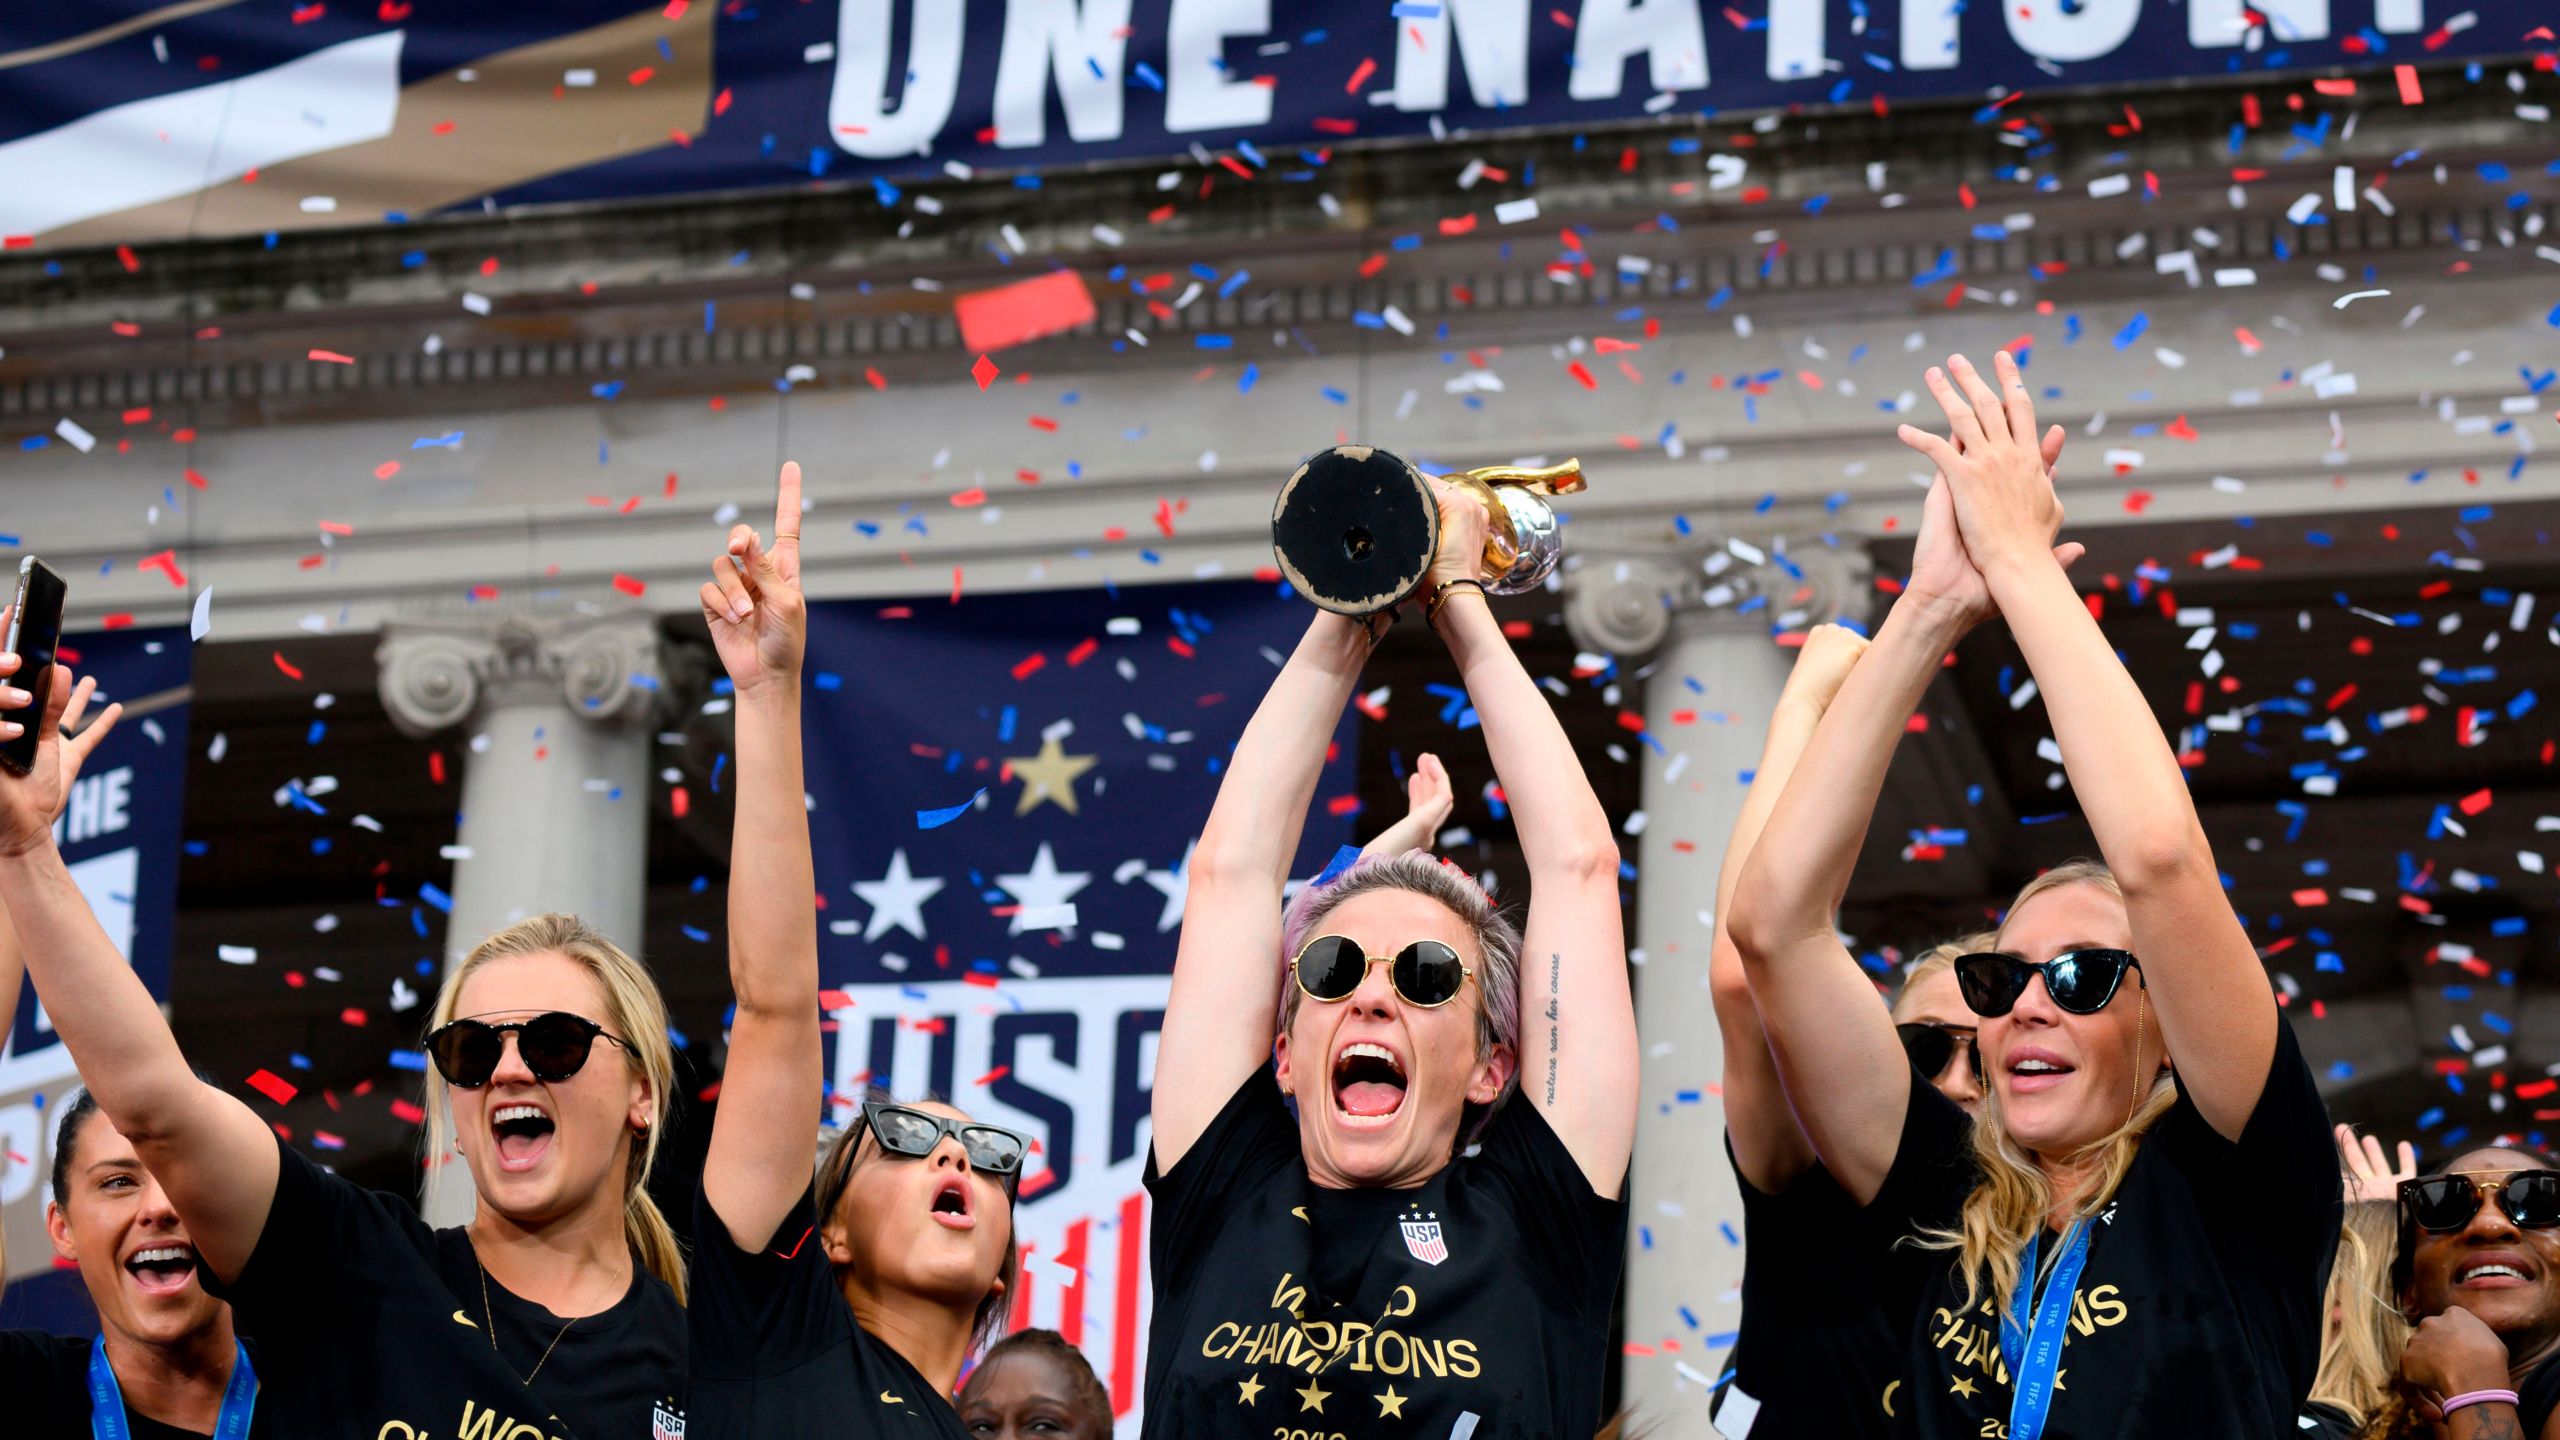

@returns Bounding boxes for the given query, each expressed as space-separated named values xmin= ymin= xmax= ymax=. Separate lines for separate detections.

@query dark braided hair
xmin=961 ymin=1328 xmax=1110 ymax=1437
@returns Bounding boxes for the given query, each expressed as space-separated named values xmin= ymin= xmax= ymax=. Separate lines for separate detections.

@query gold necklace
xmin=478 ymin=1256 xmax=581 ymax=1387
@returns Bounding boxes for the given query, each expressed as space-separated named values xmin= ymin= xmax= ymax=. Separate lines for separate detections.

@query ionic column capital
xmin=1561 ymin=536 xmax=1874 ymax=660
xmin=376 ymin=608 xmax=663 ymax=738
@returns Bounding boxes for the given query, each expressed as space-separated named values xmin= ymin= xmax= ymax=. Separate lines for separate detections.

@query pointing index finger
xmin=774 ymin=462 xmax=804 ymax=545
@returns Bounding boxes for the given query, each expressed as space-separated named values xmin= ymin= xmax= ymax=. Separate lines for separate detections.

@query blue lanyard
xmin=89 ymin=1337 xmax=258 ymax=1440
xmin=1995 ymin=1220 xmax=2093 ymax=1440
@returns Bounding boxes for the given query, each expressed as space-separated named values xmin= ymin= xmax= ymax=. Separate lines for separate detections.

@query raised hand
xmin=1898 ymin=352 xmax=2071 ymax=581
xmin=0 ymin=650 xmax=131 ymax=859
xmin=701 ymin=463 xmax=809 ymax=698
xmin=1424 ymin=477 xmax=1491 ymax=595
xmin=1776 ymin=622 xmax=1870 ymax=717
xmin=1361 ymin=753 xmax=1455 ymax=860
xmin=2336 ymin=1123 xmax=2418 ymax=1205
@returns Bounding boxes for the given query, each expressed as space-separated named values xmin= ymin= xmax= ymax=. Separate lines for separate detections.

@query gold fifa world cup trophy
xmin=1269 ymin=444 xmax=1587 ymax=616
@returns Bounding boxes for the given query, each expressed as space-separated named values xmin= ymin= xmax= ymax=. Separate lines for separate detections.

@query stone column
xmin=1565 ymin=542 xmax=1869 ymax=1431
xmin=377 ymin=609 xmax=663 ymax=1223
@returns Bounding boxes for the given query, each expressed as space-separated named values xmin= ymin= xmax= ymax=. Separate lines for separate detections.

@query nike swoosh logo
xmin=453 ymin=1311 xmax=478 ymax=1329
xmin=880 ymin=1391 xmax=905 ymax=1405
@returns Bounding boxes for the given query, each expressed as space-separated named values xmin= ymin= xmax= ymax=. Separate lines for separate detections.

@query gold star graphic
xmin=1949 ymin=1375 xmax=1978 ymax=1400
xmin=1006 ymin=736 xmax=1099 ymax=816
xmin=1375 ymin=1385 xmax=1407 ymax=1418
xmin=1295 ymin=1379 xmax=1332 ymax=1414
xmin=1236 ymin=1375 xmax=1264 ymax=1407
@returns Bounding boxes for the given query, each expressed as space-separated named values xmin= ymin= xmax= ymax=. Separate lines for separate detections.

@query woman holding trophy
xmin=1141 ymin=447 xmax=1637 ymax=1439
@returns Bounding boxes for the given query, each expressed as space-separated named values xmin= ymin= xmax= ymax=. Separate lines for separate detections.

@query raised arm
xmin=0 ymin=671 xmax=120 ymax=1274
xmin=697 ymin=464 xmax=824 ymax=1252
xmin=1357 ymin=752 xmax=1453 ymax=861
xmin=1904 ymin=351 xmax=2277 ymax=1142
xmin=1154 ymin=609 xmax=1373 ymax=1171
xmin=1710 ymin=624 xmax=1866 ymax=1194
xmin=0 ymin=663 xmax=274 ymax=1283
xmin=1425 ymin=486 xmax=1634 ymax=1194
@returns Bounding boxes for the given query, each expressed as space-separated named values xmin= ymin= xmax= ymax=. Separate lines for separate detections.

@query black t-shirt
xmin=0 ymin=1329 xmax=273 ymax=1440
xmin=2521 ymin=1348 xmax=2560 ymax=1432
xmin=2295 ymin=1400 xmax=2359 ymax=1439
xmin=685 ymin=1180 xmax=969 ymax=1439
xmin=1142 ymin=1066 xmax=1628 ymax=1440
xmin=200 ymin=1134 xmax=688 ymax=1440
xmin=1719 ymin=1135 xmax=1908 ymax=1438
xmin=1865 ymin=1017 xmax=2340 ymax=1439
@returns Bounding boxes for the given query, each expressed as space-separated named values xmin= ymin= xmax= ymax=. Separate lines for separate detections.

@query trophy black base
xmin=1271 ymin=444 xmax=1440 ymax=617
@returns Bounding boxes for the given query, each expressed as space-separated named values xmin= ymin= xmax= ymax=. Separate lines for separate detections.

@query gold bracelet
xmin=1425 ymin=579 xmax=1488 ymax=626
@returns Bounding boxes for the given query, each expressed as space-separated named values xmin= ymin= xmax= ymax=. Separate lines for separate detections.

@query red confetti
xmin=245 ymin=1069 xmax=299 ymax=1106
xmin=1345 ymin=57 xmax=1376 ymax=93
xmin=971 ymin=355 xmax=1001 ymax=391
xmin=308 ymin=349 xmax=355 ymax=364
xmin=1566 ymin=360 xmax=1598 ymax=390
xmin=1011 ymin=653 xmax=1048 ymax=681
xmin=612 ymin=573 xmax=647 ymax=597
xmin=2457 ymin=788 xmax=2494 ymax=816
xmin=955 ymin=270 xmax=1098 ymax=354
xmin=2395 ymin=64 xmax=2424 ymax=105
xmin=272 ymin=653 xmax=305 ymax=681
xmin=136 ymin=550 xmax=188 ymax=589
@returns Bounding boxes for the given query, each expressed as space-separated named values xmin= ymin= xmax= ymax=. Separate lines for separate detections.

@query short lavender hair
xmin=1276 ymin=851 xmax=1524 ymax=1137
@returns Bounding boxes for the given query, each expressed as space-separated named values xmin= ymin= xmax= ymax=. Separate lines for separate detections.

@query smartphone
xmin=0 ymin=557 xmax=66 ymax=777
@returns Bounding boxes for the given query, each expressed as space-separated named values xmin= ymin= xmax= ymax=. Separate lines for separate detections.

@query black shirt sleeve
xmin=2518 ymin=1346 xmax=2560 ymax=1433
xmin=0 ymin=1329 xmax=88 ymax=1437
xmin=1144 ymin=1065 xmax=1302 ymax=1281
xmin=1467 ymin=1096 xmax=1629 ymax=1303
xmin=197 ymin=1130 xmax=437 ymax=1350
xmin=1859 ymin=1077 xmax=1979 ymax=1315
xmin=687 ymin=1180 xmax=853 ymax=1382
xmin=2150 ymin=1015 xmax=2341 ymax=1266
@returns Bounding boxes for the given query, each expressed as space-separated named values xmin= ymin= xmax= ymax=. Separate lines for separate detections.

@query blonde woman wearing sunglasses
xmin=0 ymin=657 xmax=688 ymax=1437
xmin=1143 ymin=475 xmax=1637 ymax=1439
xmin=1731 ymin=352 xmax=2339 ymax=1440
xmin=683 ymin=464 xmax=1022 ymax=1440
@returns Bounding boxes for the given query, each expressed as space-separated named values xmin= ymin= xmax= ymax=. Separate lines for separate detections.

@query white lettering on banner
xmin=1165 ymin=0 xmax=1274 ymax=133
xmin=828 ymin=974 xmax=1168 ymax=1431
xmin=1567 ymin=0 xmax=1709 ymax=102
xmin=994 ymin=0 xmax=1134 ymax=149
xmin=830 ymin=0 xmax=968 ymax=158
xmin=1765 ymin=0 xmax=1824 ymax=81
xmin=2190 ymin=0 xmax=2331 ymax=45
xmin=1392 ymin=0 xmax=1531 ymax=114
xmin=1903 ymin=0 xmax=1961 ymax=70
xmin=53 ymin=766 xmax=135 ymax=848
xmin=2007 ymin=0 xmax=2141 ymax=63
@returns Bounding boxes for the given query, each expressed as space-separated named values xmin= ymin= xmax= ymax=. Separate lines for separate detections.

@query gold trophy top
xmin=1442 ymin=458 xmax=1585 ymax=577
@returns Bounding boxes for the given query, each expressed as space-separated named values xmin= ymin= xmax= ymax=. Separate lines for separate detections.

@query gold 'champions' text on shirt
xmin=1926 ymin=1284 xmax=2132 ymax=1405
xmin=1195 ymin=1273 xmax=1485 ymax=1388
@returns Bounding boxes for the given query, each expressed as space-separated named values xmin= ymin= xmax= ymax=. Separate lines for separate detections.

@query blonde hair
xmin=1911 ymin=861 xmax=2177 ymax=1316
xmin=422 ymin=914 xmax=686 ymax=1303
xmin=2308 ymin=1201 xmax=2405 ymax=1425
xmin=1893 ymin=930 xmax=1997 ymax=1022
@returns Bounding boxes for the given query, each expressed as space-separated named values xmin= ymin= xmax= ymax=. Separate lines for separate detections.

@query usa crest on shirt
xmin=652 ymin=1401 xmax=687 ymax=1440
xmin=1400 ymin=1208 xmax=1450 ymax=1266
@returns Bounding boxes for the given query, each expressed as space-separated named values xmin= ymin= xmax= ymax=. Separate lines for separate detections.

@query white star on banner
xmin=997 ymin=842 xmax=1093 ymax=935
xmin=853 ymin=848 xmax=945 ymax=942
xmin=1142 ymin=839 xmax=1195 ymax=933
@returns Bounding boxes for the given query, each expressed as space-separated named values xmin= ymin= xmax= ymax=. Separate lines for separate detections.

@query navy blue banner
xmin=0 ymin=623 xmax=192 ymax=1328
xmin=0 ymin=2 xmax=2544 ymax=250
xmin=798 ymin=579 xmax=1354 ymax=1428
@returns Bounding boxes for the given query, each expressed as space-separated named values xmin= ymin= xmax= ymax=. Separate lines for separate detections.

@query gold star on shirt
xmin=1950 ymin=1375 xmax=1978 ymax=1400
xmin=1290 ymin=1206 xmax=1310 ymax=1225
xmin=1236 ymin=1375 xmax=1265 ymax=1407
xmin=1296 ymin=1379 xmax=1332 ymax=1414
xmin=1006 ymin=736 xmax=1099 ymax=816
xmin=1375 ymin=1386 xmax=1408 ymax=1418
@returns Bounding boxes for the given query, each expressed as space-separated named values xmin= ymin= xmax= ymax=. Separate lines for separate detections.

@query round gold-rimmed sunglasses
xmin=1290 ymin=934 xmax=1473 ymax=1009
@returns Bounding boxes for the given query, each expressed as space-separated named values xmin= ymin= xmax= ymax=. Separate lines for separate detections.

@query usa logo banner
xmin=1400 ymin=1217 xmax=1450 ymax=1267
xmin=799 ymin=579 xmax=1358 ymax=1434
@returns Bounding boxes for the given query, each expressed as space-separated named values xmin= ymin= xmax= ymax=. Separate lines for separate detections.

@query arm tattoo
xmin=1543 ymin=951 xmax=1562 ymax=1106
xmin=2456 ymin=1408 xmax=2521 ymax=1440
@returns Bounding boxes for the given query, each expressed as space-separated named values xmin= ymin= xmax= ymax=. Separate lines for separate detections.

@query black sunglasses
xmin=1897 ymin=1022 xmax=1978 ymax=1083
xmin=2402 ymin=1172 xmax=2560 ymax=1233
xmin=861 ymin=1101 xmax=1029 ymax=1192
xmin=1954 ymin=948 xmax=2141 ymax=1018
xmin=424 ymin=1012 xmax=632 ymax=1089
xmin=1291 ymin=934 xmax=1473 ymax=1009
